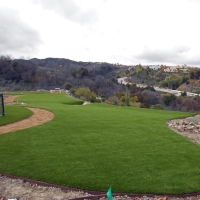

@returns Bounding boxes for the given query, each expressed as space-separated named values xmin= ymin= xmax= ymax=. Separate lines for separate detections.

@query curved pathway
xmin=0 ymin=95 xmax=54 ymax=134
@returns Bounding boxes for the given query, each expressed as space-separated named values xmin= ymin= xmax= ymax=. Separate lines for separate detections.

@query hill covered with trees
xmin=0 ymin=55 xmax=127 ymax=98
xmin=1 ymin=55 xmax=200 ymax=112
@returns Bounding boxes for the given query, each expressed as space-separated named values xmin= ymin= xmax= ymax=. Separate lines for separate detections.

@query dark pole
xmin=1 ymin=94 xmax=4 ymax=116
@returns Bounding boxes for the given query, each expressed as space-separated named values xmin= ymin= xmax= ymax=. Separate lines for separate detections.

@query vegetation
xmin=0 ymin=106 xmax=32 ymax=126
xmin=127 ymin=67 xmax=168 ymax=85
xmin=160 ymin=75 xmax=189 ymax=90
xmin=0 ymin=55 xmax=125 ymax=98
xmin=2 ymin=56 xmax=200 ymax=112
xmin=1 ymin=93 xmax=200 ymax=194
xmin=70 ymin=87 xmax=97 ymax=102
xmin=189 ymin=68 xmax=200 ymax=79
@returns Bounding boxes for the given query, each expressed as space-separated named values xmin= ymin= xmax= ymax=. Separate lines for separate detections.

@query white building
xmin=149 ymin=65 xmax=160 ymax=70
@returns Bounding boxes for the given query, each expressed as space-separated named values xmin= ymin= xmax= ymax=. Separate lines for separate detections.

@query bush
xmin=13 ymin=85 xmax=21 ymax=91
xmin=151 ymin=104 xmax=164 ymax=110
xmin=106 ymin=96 xmax=120 ymax=105
xmin=74 ymin=87 xmax=97 ymax=102
xmin=63 ymin=82 xmax=72 ymax=90
xmin=161 ymin=93 xmax=176 ymax=106
xmin=181 ymin=91 xmax=187 ymax=97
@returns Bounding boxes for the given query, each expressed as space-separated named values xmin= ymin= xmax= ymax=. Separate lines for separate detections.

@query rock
xmin=179 ymin=120 xmax=184 ymax=125
xmin=186 ymin=125 xmax=194 ymax=130
xmin=177 ymin=126 xmax=184 ymax=132
xmin=196 ymin=125 xmax=200 ymax=129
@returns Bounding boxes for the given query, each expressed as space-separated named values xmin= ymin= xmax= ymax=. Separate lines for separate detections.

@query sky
xmin=0 ymin=0 xmax=200 ymax=66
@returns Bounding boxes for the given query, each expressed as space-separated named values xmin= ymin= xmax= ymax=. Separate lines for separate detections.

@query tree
xmin=74 ymin=87 xmax=97 ymax=102
xmin=107 ymin=96 xmax=120 ymax=105
xmin=181 ymin=91 xmax=187 ymax=97
xmin=161 ymin=93 xmax=176 ymax=106
xmin=63 ymin=82 xmax=72 ymax=90
xmin=183 ymin=97 xmax=200 ymax=111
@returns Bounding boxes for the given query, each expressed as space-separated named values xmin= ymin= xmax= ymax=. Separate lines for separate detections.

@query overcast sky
xmin=0 ymin=0 xmax=200 ymax=66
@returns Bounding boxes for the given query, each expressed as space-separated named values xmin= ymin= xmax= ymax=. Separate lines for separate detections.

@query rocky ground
xmin=1 ymin=174 xmax=200 ymax=200
xmin=0 ymin=176 xmax=88 ymax=200
xmin=166 ymin=115 xmax=200 ymax=145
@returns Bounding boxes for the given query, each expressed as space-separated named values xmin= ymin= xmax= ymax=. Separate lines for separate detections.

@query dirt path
xmin=3 ymin=95 xmax=22 ymax=104
xmin=0 ymin=95 xmax=54 ymax=134
xmin=0 ymin=107 xmax=54 ymax=134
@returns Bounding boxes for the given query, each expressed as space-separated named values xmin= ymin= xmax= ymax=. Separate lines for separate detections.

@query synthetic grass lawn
xmin=0 ymin=105 xmax=32 ymax=126
xmin=0 ymin=93 xmax=200 ymax=194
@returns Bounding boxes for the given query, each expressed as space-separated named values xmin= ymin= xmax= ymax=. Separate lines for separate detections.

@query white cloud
xmin=0 ymin=6 xmax=42 ymax=58
xmin=0 ymin=0 xmax=200 ymax=66
xmin=32 ymin=0 xmax=102 ymax=25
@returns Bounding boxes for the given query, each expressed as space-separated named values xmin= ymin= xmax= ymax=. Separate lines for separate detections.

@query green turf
xmin=0 ymin=93 xmax=200 ymax=194
xmin=0 ymin=106 xmax=32 ymax=126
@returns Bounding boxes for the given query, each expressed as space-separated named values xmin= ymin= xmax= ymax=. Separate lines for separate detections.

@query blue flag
xmin=106 ymin=187 xmax=112 ymax=200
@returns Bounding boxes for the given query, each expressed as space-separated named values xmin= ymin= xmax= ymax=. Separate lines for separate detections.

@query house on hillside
xmin=160 ymin=65 xmax=169 ymax=70
xmin=163 ymin=66 xmax=178 ymax=72
xmin=170 ymin=66 xmax=178 ymax=72
xmin=177 ymin=65 xmax=189 ymax=73
xmin=149 ymin=65 xmax=160 ymax=70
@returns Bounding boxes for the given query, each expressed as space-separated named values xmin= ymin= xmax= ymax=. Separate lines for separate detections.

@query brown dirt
xmin=0 ymin=95 xmax=54 ymax=134
xmin=1 ymin=96 xmax=200 ymax=199
xmin=4 ymin=95 xmax=22 ymax=104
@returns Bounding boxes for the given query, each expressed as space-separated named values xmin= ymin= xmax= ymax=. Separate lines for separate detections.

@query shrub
xmin=63 ymin=82 xmax=73 ymax=90
xmin=106 ymin=96 xmax=120 ymax=105
xmin=74 ymin=87 xmax=97 ymax=102
xmin=161 ymin=93 xmax=176 ymax=106
xmin=151 ymin=104 xmax=164 ymax=110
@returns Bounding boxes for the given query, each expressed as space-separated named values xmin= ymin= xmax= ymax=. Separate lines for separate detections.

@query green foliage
xmin=107 ymin=89 xmax=131 ymax=106
xmin=160 ymin=75 xmax=189 ymax=89
xmin=181 ymin=91 xmax=187 ymax=97
xmin=74 ymin=87 xmax=97 ymax=102
xmin=69 ymin=87 xmax=77 ymax=95
xmin=129 ymin=66 xmax=168 ymax=85
xmin=151 ymin=104 xmax=164 ymax=110
xmin=190 ymin=68 xmax=200 ymax=79
xmin=182 ymin=75 xmax=189 ymax=83
xmin=63 ymin=82 xmax=72 ymax=90
xmin=119 ymin=95 xmax=125 ymax=105
xmin=162 ymin=93 xmax=176 ymax=106
xmin=130 ymin=95 xmax=138 ymax=103
xmin=107 ymin=95 xmax=120 ymax=105
xmin=114 ymin=92 xmax=125 ymax=99
xmin=160 ymin=77 xmax=177 ymax=89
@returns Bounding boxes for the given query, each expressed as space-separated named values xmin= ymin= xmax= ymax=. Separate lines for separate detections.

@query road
xmin=117 ymin=77 xmax=198 ymax=97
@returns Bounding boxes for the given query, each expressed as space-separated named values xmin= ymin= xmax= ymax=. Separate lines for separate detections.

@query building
xmin=149 ymin=65 xmax=160 ymax=70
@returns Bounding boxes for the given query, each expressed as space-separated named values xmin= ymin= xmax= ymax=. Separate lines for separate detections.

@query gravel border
xmin=1 ymin=173 xmax=200 ymax=200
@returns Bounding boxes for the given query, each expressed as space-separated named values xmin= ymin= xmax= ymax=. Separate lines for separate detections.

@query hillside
xmin=177 ymin=79 xmax=200 ymax=94
xmin=0 ymin=56 xmax=128 ymax=89
xmin=0 ymin=56 xmax=128 ymax=98
xmin=30 ymin=57 xmax=127 ymax=78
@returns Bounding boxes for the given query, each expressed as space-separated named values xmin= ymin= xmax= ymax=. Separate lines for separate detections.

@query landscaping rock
xmin=167 ymin=115 xmax=200 ymax=146
xmin=167 ymin=116 xmax=200 ymax=135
